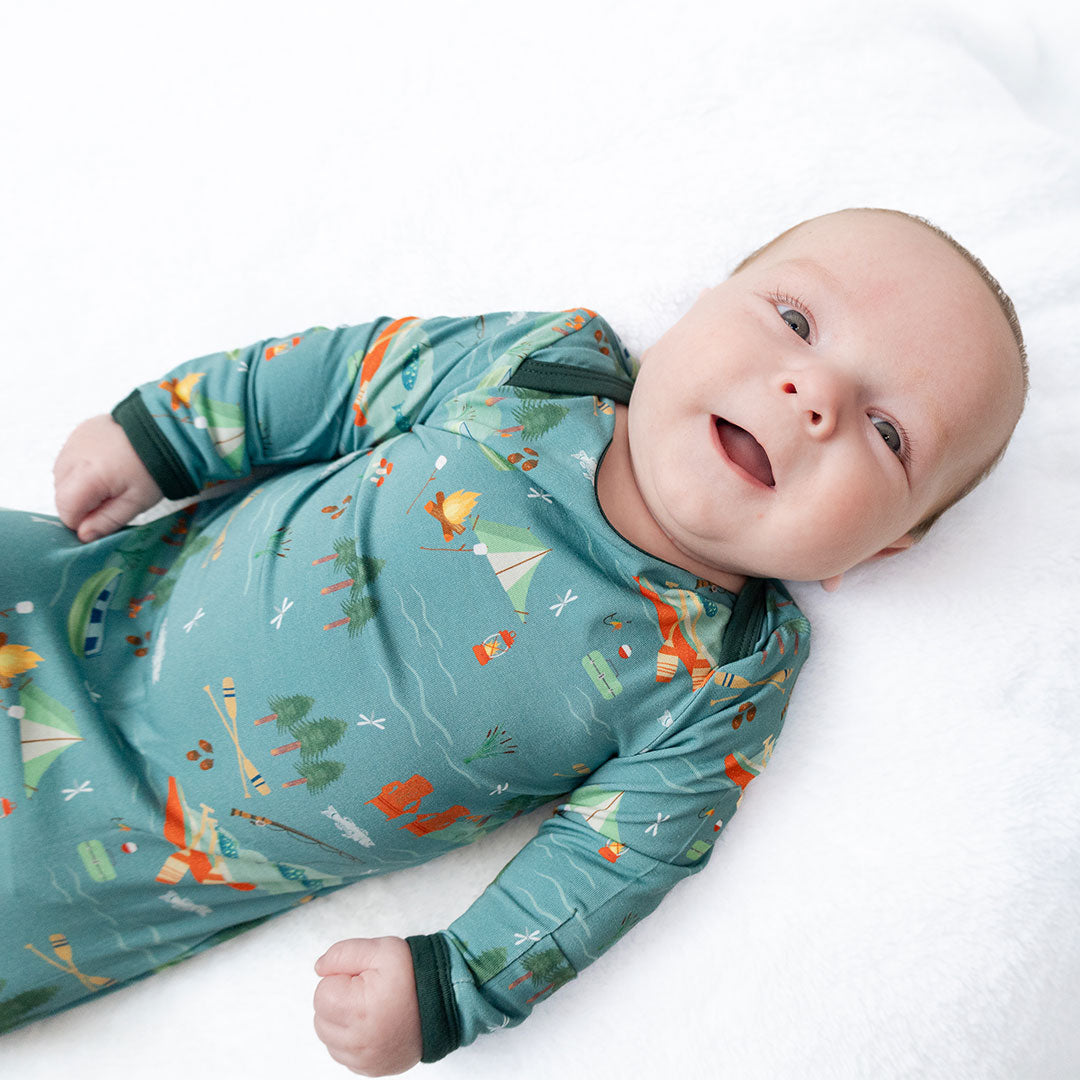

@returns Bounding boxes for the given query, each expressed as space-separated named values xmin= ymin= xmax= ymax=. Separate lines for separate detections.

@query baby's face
xmin=625 ymin=209 xmax=1023 ymax=584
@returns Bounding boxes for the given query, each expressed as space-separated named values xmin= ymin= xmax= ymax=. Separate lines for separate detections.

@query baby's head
xmin=625 ymin=207 xmax=1027 ymax=590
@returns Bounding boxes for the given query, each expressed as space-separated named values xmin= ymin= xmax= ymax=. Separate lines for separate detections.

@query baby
xmin=0 ymin=208 xmax=1025 ymax=1073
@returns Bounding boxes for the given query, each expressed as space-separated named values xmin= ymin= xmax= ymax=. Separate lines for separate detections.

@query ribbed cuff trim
xmin=406 ymin=933 xmax=461 ymax=1063
xmin=111 ymin=389 xmax=199 ymax=500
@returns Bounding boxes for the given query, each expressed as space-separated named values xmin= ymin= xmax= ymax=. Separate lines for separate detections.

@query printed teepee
xmin=472 ymin=519 xmax=551 ymax=623
xmin=558 ymin=787 xmax=627 ymax=862
xmin=191 ymin=393 xmax=247 ymax=475
xmin=11 ymin=683 xmax=83 ymax=798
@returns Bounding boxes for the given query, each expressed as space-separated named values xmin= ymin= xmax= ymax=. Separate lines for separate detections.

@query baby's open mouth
xmin=714 ymin=417 xmax=775 ymax=487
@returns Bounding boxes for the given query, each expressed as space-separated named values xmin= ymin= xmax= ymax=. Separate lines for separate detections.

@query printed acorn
xmin=506 ymin=448 xmax=540 ymax=471
xmin=186 ymin=738 xmax=214 ymax=770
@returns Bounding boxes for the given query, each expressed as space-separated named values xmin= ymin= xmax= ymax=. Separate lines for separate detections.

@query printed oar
xmin=24 ymin=934 xmax=115 ymax=991
xmin=709 ymin=667 xmax=793 ymax=706
xmin=203 ymin=680 xmax=269 ymax=797
xmin=202 ymin=490 xmax=259 ymax=567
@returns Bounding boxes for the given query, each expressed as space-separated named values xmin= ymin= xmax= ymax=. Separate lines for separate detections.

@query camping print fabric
xmin=0 ymin=309 xmax=810 ymax=1048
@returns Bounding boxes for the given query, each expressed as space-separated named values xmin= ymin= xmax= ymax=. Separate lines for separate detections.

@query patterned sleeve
xmin=407 ymin=591 xmax=811 ymax=1061
xmin=110 ymin=311 xmax=600 ymax=501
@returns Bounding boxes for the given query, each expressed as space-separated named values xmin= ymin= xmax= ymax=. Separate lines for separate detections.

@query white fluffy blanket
xmin=2 ymin=2 xmax=1077 ymax=1077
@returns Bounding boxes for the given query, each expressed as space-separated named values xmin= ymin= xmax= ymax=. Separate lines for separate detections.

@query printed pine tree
xmin=512 ymin=395 xmax=569 ymax=439
xmin=342 ymin=594 xmax=378 ymax=639
xmin=494 ymin=792 xmax=554 ymax=817
xmin=317 ymin=537 xmax=385 ymax=638
xmin=265 ymin=693 xmax=317 ymax=734
xmin=254 ymin=525 xmax=291 ymax=560
xmin=467 ymin=945 xmax=508 ymax=984
xmin=272 ymin=717 xmax=347 ymax=761
xmin=0 ymin=979 xmax=61 ymax=1035
xmin=284 ymin=759 xmax=346 ymax=794
xmin=111 ymin=514 xmax=211 ymax=613
xmin=263 ymin=692 xmax=347 ymax=794
xmin=534 ymin=946 xmax=575 ymax=989
xmin=518 ymin=946 xmax=575 ymax=996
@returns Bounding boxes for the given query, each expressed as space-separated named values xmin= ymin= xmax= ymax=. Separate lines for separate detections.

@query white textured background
xmin=2 ymin=1 xmax=1078 ymax=1077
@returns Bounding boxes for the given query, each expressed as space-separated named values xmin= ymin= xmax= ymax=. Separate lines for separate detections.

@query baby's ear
xmin=869 ymin=533 xmax=917 ymax=561
xmin=822 ymin=534 xmax=918 ymax=590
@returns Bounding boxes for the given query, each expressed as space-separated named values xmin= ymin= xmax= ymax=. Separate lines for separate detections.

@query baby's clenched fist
xmin=313 ymin=936 xmax=423 ymax=1076
xmin=53 ymin=414 xmax=162 ymax=542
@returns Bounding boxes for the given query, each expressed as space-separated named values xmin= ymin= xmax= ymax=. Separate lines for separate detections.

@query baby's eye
xmin=776 ymin=304 xmax=810 ymax=341
xmin=872 ymin=417 xmax=903 ymax=456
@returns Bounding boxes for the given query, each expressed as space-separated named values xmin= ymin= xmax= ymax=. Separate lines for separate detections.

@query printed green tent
xmin=559 ymin=787 xmax=627 ymax=863
xmin=13 ymin=682 xmax=83 ymax=798
xmin=472 ymin=518 xmax=551 ymax=623
xmin=191 ymin=392 xmax=246 ymax=475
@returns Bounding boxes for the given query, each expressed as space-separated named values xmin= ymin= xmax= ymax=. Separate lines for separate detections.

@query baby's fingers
xmin=53 ymin=467 xmax=110 ymax=534
xmin=312 ymin=1012 xmax=357 ymax=1064
xmin=313 ymin=972 xmax=367 ymax=1027
xmin=54 ymin=468 xmax=130 ymax=542
xmin=313 ymin=978 xmax=383 ymax=1077
xmin=315 ymin=938 xmax=381 ymax=976
xmin=74 ymin=498 xmax=130 ymax=543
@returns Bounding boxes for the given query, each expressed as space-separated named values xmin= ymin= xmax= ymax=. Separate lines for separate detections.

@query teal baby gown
xmin=0 ymin=308 xmax=810 ymax=1059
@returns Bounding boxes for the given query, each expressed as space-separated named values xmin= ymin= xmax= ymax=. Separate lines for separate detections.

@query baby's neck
xmin=596 ymin=403 xmax=747 ymax=595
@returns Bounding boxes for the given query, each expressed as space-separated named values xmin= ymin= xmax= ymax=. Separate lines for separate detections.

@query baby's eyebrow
xmin=777 ymin=257 xmax=846 ymax=295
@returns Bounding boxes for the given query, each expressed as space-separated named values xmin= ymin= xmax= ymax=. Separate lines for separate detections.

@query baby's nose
xmin=780 ymin=371 xmax=845 ymax=437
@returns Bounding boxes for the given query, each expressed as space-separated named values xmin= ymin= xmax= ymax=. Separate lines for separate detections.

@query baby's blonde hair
xmin=730 ymin=207 xmax=1029 ymax=541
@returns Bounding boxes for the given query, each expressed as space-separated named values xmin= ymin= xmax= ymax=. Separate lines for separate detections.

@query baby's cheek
xmin=801 ymin=482 xmax=884 ymax=570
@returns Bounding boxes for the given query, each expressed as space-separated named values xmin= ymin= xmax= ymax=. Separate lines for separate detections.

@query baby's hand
xmin=313 ymin=936 xmax=423 ymax=1076
xmin=53 ymin=414 xmax=163 ymax=543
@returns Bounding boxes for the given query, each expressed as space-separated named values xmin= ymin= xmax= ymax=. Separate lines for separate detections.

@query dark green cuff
xmin=111 ymin=389 xmax=200 ymax=501
xmin=406 ymin=933 xmax=461 ymax=1063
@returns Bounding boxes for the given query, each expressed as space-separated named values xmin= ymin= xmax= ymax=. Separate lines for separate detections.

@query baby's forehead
xmin=767 ymin=216 xmax=972 ymax=282
xmin=769 ymin=226 xmax=1004 ymax=332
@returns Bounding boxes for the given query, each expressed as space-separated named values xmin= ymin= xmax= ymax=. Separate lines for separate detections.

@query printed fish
xmin=351 ymin=316 xmax=419 ymax=427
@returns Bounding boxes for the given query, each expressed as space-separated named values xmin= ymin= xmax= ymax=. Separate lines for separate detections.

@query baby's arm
xmin=312 ymin=936 xmax=422 ymax=1076
xmin=362 ymin=591 xmax=811 ymax=1063
xmin=105 ymin=314 xmax=527 ymax=504
xmin=53 ymin=413 xmax=163 ymax=542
